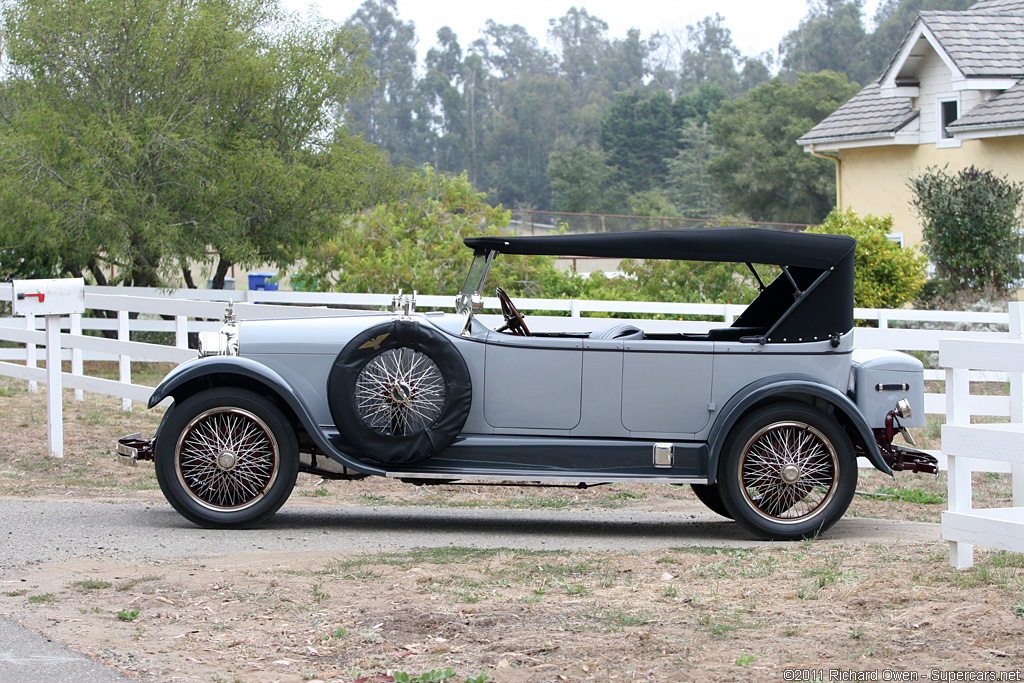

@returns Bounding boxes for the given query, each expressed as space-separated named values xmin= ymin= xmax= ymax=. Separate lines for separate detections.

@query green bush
xmin=908 ymin=165 xmax=1024 ymax=296
xmin=806 ymin=208 xmax=927 ymax=308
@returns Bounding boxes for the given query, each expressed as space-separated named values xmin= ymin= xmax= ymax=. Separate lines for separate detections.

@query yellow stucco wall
xmin=838 ymin=136 xmax=1024 ymax=248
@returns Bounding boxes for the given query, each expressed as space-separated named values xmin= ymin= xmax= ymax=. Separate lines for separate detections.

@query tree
xmin=806 ymin=208 xmax=927 ymax=308
xmin=547 ymin=142 xmax=619 ymax=214
xmin=0 ymin=0 xmax=397 ymax=288
xmin=679 ymin=14 xmax=744 ymax=95
xmin=343 ymin=0 xmax=418 ymax=161
xmin=779 ymin=0 xmax=871 ymax=86
xmin=548 ymin=7 xmax=611 ymax=104
xmin=908 ymin=165 xmax=1024 ymax=295
xmin=599 ymin=90 xmax=678 ymax=196
xmin=666 ymin=120 xmax=722 ymax=219
xmin=413 ymin=27 xmax=467 ymax=173
xmin=294 ymin=166 xmax=562 ymax=296
xmin=707 ymin=72 xmax=860 ymax=224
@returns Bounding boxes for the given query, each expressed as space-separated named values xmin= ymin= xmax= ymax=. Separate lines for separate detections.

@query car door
xmin=483 ymin=334 xmax=584 ymax=431
xmin=619 ymin=339 xmax=715 ymax=435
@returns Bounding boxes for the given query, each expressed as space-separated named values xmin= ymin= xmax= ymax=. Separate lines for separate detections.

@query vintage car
xmin=117 ymin=228 xmax=937 ymax=540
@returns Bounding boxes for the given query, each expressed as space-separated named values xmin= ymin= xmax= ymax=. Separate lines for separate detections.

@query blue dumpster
xmin=248 ymin=272 xmax=278 ymax=291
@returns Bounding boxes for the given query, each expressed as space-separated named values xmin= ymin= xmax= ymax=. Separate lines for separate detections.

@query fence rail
xmin=0 ymin=284 xmax=1017 ymax=423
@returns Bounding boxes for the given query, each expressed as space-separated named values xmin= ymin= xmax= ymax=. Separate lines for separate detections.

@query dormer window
xmin=936 ymin=94 xmax=961 ymax=148
xmin=940 ymin=99 xmax=958 ymax=138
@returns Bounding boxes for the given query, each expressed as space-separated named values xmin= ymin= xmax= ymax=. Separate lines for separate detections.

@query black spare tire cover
xmin=327 ymin=319 xmax=472 ymax=464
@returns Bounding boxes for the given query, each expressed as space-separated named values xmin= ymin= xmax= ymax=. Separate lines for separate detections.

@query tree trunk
xmin=211 ymin=257 xmax=233 ymax=289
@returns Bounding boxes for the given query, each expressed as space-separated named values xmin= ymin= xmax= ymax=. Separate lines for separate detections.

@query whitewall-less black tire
xmin=154 ymin=388 xmax=298 ymax=529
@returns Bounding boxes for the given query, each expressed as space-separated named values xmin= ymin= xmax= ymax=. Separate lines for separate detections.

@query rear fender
xmin=705 ymin=375 xmax=892 ymax=483
xmin=148 ymin=357 xmax=384 ymax=476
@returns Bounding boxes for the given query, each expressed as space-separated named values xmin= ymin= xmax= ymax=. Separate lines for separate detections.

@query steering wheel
xmin=495 ymin=286 xmax=531 ymax=336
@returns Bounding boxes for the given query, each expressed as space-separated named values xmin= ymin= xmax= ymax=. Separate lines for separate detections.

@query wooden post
xmin=946 ymin=364 xmax=974 ymax=568
xmin=71 ymin=312 xmax=83 ymax=401
xmin=25 ymin=313 xmax=37 ymax=393
xmin=175 ymin=315 xmax=188 ymax=350
xmin=118 ymin=309 xmax=131 ymax=412
xmin=45 ymin=314 xmax=63 ymax=458
xmin=1011 ymin=302 xmax=1024 ymax=507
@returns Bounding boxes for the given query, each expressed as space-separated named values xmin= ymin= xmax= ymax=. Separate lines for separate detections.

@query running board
xmin=385 ymin=471 xmax=708 ymax=485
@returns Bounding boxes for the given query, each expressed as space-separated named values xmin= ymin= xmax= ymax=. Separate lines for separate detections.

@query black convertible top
xmin=464 ymin=227 xmax=855 ymax=270
xmin=465 ymin=227 xmax=857 ymax=343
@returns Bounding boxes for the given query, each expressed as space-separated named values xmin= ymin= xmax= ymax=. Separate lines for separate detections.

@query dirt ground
xmin=1 ymin=377 xmax=1023 ymax=682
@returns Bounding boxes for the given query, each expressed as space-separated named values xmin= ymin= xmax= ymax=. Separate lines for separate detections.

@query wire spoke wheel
xmin=175 ymin=407 xmax=280 ymax=512
xmin=738 ymin=420 xmax=839 ymax=524
xmin=355 ymin=348 xmax=446 ymax=436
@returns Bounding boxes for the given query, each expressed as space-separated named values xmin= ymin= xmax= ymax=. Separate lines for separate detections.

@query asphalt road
xmin=0 ymin=498 xmax=942 ymax=570
xmin=0 ymin=499 xmax=941 ymax=682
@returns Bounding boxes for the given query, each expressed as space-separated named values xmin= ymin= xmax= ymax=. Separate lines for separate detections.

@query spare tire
xmin=327 ymin=319 xmax=472 ymax=465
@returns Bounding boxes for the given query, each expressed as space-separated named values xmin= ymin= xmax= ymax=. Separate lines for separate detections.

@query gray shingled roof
xmin=969 ymin=0 xmax=1024 ymax=12
xmin=797 ymin=82 xmax=918 ymax=146
xmin=803 ymin=2 xmax=1024 ymax=144
xmin=947 ymin=78 xmax=1024 ymax=130
xmin=920 ymin=11 xmax=1024 ymax=77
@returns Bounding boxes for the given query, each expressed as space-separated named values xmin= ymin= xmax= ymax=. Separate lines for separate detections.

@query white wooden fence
xmin=940 ymin=304 xmax=1024 ymax=569
xmin=0 ymin=283 xmax=1018 ymax=438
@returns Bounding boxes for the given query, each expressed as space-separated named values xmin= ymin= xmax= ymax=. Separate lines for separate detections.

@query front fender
xmin=147 ymin=356 xmax=385 ymax=476
xmin=705 ymin=375 xmax=892 ymax=483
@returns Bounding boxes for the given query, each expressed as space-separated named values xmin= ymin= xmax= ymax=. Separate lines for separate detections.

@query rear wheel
xmin=154 ymin=388 xmax=298 ymax=529
xmin=718 ymin=402 xmax=856 ymax=540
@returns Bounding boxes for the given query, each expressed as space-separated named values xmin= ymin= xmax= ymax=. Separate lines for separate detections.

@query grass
xmin=115 ymin=575 xmax=159 ymax=592
xmin=74 ymin=579 xmax=112 ymax=590
xmin=586 ymin=608 xmax=653 ymax=632
xmin=116 ymin=608 xmax=140 ymax=622
xmin=27 ymin=593 xmax=56 ymax=604
xmin=868 ymin=486 xmax=946 ymax=505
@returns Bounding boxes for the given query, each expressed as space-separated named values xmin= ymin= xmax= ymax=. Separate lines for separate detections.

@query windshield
xmin=455 ymin=250 xmax=494 ymax=316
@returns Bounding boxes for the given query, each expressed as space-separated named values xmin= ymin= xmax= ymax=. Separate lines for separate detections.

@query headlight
xmin=895 ymin=398 xmax=912 ymax=420
xmin=198 ymin=322 xmax=239 ymax=357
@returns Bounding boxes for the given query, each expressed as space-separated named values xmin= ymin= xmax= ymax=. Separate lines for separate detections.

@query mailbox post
xmin=11 ymin=278 xmax=86 ymax=458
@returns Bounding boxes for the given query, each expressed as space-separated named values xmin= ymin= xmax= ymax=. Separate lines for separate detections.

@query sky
xmin=283 ymin=0 xmax=886 ymax=64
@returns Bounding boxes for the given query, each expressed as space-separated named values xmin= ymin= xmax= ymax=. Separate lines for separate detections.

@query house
xmin=797 ymin=0 xmax=1024 ymax=247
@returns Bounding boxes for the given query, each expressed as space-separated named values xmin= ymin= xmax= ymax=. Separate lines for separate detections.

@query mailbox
xmin=12 ymin=278 xmax=85 ymax=317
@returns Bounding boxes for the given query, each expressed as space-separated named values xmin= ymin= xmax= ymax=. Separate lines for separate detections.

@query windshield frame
xmin=455 ymin=249 xmax=496 ymax=333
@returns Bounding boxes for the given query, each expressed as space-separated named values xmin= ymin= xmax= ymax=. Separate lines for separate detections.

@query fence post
xmin=25 ymin=313 xmax=37 ymax=393
xmin=1011 ymin=303 xmax=1024 ymax=507
xmin=945 ymin=363 xmax=974 ymax=568
xmin=118 ymin=310 xmax=131 ymax=412
xmin=71 ymin=312 xmax=83 ymax=401
xmin=570 ymin=300 xmax=580 ymax=319
xmin=44 ymin=314 xmax=64 ymax=457
xmin=175 ymin=315 xmax=188 ymax=349
xmin=724 ymin=305 xmax=736 ymax=326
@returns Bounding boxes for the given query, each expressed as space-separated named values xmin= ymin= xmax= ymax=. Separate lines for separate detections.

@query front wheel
xmin=718 ymin=402 xmax=856 ymax=541
xmin=154 ymin=388 xmax=298 ymax=529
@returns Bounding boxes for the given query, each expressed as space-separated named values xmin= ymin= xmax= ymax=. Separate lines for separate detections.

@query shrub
xmin=908 ymin=165 xmax=1024 ymax=296
xmin=806 ymin=208 xmax=927 ymax=308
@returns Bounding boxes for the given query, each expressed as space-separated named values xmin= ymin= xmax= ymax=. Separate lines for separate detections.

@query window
xmin=940 ymin=99 xmax=959 ymax=139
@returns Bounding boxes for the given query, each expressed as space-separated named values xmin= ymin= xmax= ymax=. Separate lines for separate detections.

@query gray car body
xmin=149 ymin=307 xmax=923 ymax=484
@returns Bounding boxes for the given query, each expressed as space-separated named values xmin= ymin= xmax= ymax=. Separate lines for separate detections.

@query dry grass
xmin=1 ymin=369 xmax=1024 ymax=681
